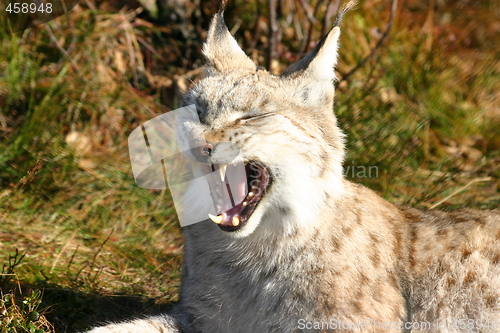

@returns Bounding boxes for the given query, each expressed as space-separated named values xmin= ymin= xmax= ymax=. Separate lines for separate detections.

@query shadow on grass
xmin=3 ymin=283 xmax=176 ymax=333
xmin=47 ymin=289 xmax=175 ymax=333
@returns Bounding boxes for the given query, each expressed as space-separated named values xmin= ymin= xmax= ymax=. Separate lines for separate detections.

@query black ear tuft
xmin=219 ymin=0 xmax=229 ymax=13
xmin=332 ymin=0 xmax=358 ymax=28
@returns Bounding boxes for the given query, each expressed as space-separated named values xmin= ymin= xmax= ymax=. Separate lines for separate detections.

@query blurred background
xmin=0 ymin=0 xmax=498 ymax=331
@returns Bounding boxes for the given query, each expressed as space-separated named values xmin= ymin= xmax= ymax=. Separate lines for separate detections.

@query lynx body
xmin=89 ymin=7 xmax=500 ymax=333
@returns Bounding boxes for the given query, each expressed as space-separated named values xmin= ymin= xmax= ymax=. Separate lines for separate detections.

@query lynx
xmin=88 ymin=4 xmax=500 ymax=333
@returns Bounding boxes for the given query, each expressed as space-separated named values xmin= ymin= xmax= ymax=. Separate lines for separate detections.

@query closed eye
xmin=236 ymin=112 xmax=277 ymax=123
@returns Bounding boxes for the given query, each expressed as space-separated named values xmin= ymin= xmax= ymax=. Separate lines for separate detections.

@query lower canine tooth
xmin=242 ymin=201 xmax=247 ymax=207
xmin=232 ymin=216 xmax=240 ymax=227
xmin=208 ymin=213 xmax=223 ymax=224
xmin=247 ymin=192 xmax=254 ymax=198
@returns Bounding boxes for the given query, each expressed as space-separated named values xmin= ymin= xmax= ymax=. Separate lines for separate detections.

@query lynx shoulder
xmin=88 ymin=4 xmax=500 ymax=333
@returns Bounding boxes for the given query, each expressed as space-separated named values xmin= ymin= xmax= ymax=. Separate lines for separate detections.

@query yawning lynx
xmin=88 ymin=3 xmax=500 ymax=333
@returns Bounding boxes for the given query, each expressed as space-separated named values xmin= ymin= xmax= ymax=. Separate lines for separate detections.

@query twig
xmin=322 ymin=0 xmax=342 ymax=37
xmin=338 ymin=0 xmax=398 ymax=84
xmin=429 ymin=177 xmax=492 ymax=209
xmin=0 ymin=250 xmax=26 ymax=286
xmin=267 ymin=0 xmax=281 ymax=70
xmin=296 ymin=0 xmax=318 ymax=58
xmin=60 ymin=0 xmax=77 ymax=55
xmin=50 ymin=230 xmax=77 ymax=274
xmin=123 ymin=18 xmax=140 ymax=88
xmin=137 ymin=36 xmax=165 ymax=61
xmin=279 ymin=0 xmax=285 ymax=22
xmin=66 ymin=245 xmax=80 ymax=283
xmin=422 ymin=0 xmax=436 ymax=53
xmin=292 ymin=1 xmax=304 ymax=41
xmin=45 ymin=23 xmax=88 ymax=83
xmin=1 ymin=159 xmax=45 ymax=216
xmin=248 ymin=0 xmax=263 ymax=51
xmin=297 ymin=0 xmax=317 ymax=24
xmin=298 ymin=0 xmax=324 ymax=58
xmin=87 ymin=229 xmax=114 ymax=285
xmin=84 ymin=0 xmax=96 ymax=10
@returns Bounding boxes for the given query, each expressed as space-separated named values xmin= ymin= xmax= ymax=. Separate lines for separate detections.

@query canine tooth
xmin=219 ymin=164 xmax=227 ymax=182
xmin=247 ymin=191 xmax=254 ymax=198
xmin=208 ymin=213 xmax=223 ymax=224
xmin=242 ymin=201 xmax=248 ymax=207
xmin=232 ymin=216 xmax=240 ymax=226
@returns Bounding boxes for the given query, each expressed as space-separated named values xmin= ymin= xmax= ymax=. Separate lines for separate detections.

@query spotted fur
xmin=88 ymin=6 xmax=500 ymax=333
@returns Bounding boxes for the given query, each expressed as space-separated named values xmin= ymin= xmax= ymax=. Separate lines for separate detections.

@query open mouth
xmin=202 ymin=161 xmax=272 ymax=232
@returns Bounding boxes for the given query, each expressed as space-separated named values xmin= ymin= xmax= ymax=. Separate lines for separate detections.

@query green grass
xmin=1 ymin=251 xmax=54 ymax=333
xmin=0 ymin=0 xmax=499 ymax=331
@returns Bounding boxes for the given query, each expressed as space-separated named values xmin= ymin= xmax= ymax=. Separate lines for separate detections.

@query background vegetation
xmin=0 ymin=0 xmax=498 ymax=331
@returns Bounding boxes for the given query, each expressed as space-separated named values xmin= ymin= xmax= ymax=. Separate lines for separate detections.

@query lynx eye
xmin=236 ymin=112 xmax=277 ymax=123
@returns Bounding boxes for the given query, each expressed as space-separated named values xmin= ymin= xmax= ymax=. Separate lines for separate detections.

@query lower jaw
xmin=213 ymin=198 xmax=261 ymax=232
xmin=209 ymin=162 xmax=272 ymax=232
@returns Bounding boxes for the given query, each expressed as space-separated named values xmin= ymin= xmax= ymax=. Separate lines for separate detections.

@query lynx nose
xmin=191 ymin=142 xmax=240 ymax=165
xmin=200 ymin=142 xmax=213 ymax=156
xmin=189 ymin=142 xmax=213 ymax=163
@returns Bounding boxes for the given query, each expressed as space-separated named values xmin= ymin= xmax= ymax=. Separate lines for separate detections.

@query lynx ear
xmin=281 ymin=27 xmax=341 ymax=80
xmin=203 ymin=11 xmax=256 ymax=73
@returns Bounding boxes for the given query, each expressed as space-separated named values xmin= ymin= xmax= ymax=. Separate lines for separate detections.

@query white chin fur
xmin=223 ymin=169 xmax=345 ymax=238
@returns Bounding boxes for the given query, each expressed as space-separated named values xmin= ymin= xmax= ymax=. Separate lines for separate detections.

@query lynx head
xmin=182 ymin=8 xmax=347 ymax=238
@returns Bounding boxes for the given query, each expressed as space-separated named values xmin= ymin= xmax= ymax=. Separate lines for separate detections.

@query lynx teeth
xmin=208 ymin=213 xmax=223 ymax=224
xmin=232 ymin=216 xmax=240 ymax=227
xmin=219 ymin=164 xmax=227 ymax=182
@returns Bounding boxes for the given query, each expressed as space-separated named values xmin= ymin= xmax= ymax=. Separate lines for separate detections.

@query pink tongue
xmin=203 ymin=163 xmax=248 ymax=224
